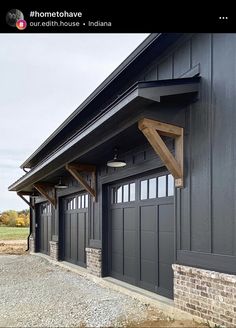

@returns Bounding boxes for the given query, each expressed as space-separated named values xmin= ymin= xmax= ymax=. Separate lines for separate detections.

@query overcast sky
xmin=0 ymin=33 xmax=148 ymax=212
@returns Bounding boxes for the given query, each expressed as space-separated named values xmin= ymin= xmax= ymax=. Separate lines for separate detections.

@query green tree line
xmin=0 ymin=209 xmax=30 ymax=227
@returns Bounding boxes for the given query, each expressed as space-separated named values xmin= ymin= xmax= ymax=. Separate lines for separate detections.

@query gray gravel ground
xmin=0 ymin=255 xmax=150 ymax=327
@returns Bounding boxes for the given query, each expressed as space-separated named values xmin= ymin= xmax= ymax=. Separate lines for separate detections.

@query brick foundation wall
xmin=49 ymin=241 xmax=59 ymax=261
xmin=172 ymin=264 xmax=236 ymax=327
xmin=29 ymin=235 xmax=35 ymax=253
xmin=86 ymin=247 xmax=102 ymax=277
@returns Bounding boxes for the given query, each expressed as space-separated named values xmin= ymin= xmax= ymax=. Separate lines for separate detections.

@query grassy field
xmin=0 ymin=227 xmax=29 ymax=240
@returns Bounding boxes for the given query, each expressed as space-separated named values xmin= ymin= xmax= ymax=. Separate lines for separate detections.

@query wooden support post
xmin=17 ymin=192 xmax=35 ymax=210
xmin=138 ymin=118 xmax=184 ymax=188
xmin=34 ymin=182 xmax=57 ymax=208
xmin=65 ymin=163 xmax=96 ymax=200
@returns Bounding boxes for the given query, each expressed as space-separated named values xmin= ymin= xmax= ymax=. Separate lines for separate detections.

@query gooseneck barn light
xmin=107 ymin=148 xmax=126 ymax=168
xmin=55 ymin=177 xmax=68 ymax=189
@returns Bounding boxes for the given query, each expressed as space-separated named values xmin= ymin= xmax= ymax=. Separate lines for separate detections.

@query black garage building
xmin=9 ymin=33 xmax=236 ymax=326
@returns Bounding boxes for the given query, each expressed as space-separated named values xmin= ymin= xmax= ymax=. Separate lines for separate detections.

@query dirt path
xmin=0 ymin=239 xmax=27 ymax=255
xmin=0 ymin=239 xmax=27 ymax=244
xmin=124 ymin=309 xmax=208 ymax=327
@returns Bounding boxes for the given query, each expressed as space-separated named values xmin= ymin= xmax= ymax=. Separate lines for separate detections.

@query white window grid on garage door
xmin=66 ymin=193 xmax=89 ymax=211
xmin=41 ymin=203 xmax=52 ymax=214
xmin=111 ymin=174 xmax=174 ymax=204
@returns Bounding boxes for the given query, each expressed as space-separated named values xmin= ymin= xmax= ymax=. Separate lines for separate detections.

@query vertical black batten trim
xmin=189 ymin=37 xmax=192 ymax=69
xmin=137 ymin=178 xmax=141 ymax=284
xmin=99 ymin=184 xmax=102 ymax=242
xmin=69 ymin=212 xmax=71 ymax=260
xmin=156 ymin=203 xmax=159 ymax=289
xmin=179 ymin=188 xmax=181 ymax=251
xmin=234 ymin=50 xmax=236 ymax=258
xmin=134 ymin=178 xmax=141 ymax=285
xmin=234 ymin=83 xmax=236 ymax=257
xmin=209 ymin=33 xmax=213 ymax=254
xmin=189 ymin=104 xmax=192 ymax=251
xmin=122 ymin=207 xmax=124 ymax=276
xmin=58 ymin=198 xmax=61 ymax=260
xmin=137 ymin=201 xmax=141 ymax=286
xmin=88 ymin=190 xmax=94 ymax=241
xmin=101 ymin=184 xmax=106 ymax=276
xmin=173 ymin=188 xmax=176 ymax=262
xmin=78 ymin=210 xmax=80 ymax=264
xmin=90 ymin=192 xmax=94 ymax=240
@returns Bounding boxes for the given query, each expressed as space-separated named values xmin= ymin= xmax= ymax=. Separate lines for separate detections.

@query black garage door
xmin=37 ymin=202 xmax=52 ymax=255
xmin=61 ymin=192 xmax=88 ymax=267
xmin=109 ymin=172 xmax=174 ymax=298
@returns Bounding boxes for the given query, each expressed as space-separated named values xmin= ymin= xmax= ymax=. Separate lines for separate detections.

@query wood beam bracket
xmin=138 ymin=118 xmax=184 ymax=188
xmin=34 ymin=182 xmax=57 ymax=208
xmin=17 ymin=192 xmax=35 ymax=210
xmin=65 ymin=163 xmax=96 ymax=200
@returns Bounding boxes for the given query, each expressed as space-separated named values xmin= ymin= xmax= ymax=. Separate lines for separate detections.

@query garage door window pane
xmin=117 ymin=186 xmax=122 ymax=203
xmin=42 ymin=204 xmax=47 ymax=214
xmin=141 ymin=180 xmax=147 ymax=200
xmin=123 ymin=184 xmax=129 ymax=202
xmin=47 ymin=204 xmax=51 ymax=213
xmin=85 ymin=194 xmax=88 ymax=208
xmin=81 ymin=195 xmax=85 ymax=208
xmin=129 ymin=183 xmax=135 ymax=201
xmin=168 ymin=174 xmax=174 ymax=196
xmin=78 ymin=196 xmax=81 ymax=209
xmin=149 ymin=178 xmax=156 ymax=199
xmin=158 ymin=176 xmax=166 ymax=197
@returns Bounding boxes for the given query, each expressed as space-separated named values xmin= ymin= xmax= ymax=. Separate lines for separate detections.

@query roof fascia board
xmin=138 ymin=81 xmax=199 ymax=102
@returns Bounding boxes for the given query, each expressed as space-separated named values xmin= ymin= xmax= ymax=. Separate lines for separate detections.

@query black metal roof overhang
xmin=9 ymin=77 xmax=200 ymax=192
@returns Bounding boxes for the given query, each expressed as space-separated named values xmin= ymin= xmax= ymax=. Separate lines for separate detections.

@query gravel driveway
xmin=0 ymin=255 xmax=150 ymax=327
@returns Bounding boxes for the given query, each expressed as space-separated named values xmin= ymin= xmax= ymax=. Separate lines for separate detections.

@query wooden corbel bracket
xmin=138 ymin=118 xmax=184 ymax=188
xmin=34 ymin=182 xmax=57 ymax=208
xmin=17 ymin=191 xmax=35 ymax=210
xmin=65 ymin=163 xmax=96 ymax=200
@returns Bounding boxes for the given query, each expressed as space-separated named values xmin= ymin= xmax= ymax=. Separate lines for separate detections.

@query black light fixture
xmin=107 ymin=148 xmax=126 ymax=168
xmin=55 ymin=177 xmax=68 ymax=189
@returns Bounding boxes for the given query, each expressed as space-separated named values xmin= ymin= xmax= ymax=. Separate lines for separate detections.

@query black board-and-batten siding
xmin=31 ymin=33 xmax=236 ymax=275
xmin=101 ymin=34 xmax=236 ymax=274
xmin=146 ymin=34 xmax=236 ymax=273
